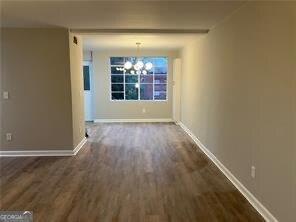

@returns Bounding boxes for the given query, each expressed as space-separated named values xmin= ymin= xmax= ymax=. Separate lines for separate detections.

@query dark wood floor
xmin=0 ymin=123 xmax=264 ymax=222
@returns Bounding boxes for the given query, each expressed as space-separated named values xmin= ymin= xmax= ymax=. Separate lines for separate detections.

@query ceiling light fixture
xmin=123 ymin=42 xmax=153 ymax=75
xmin=124 ymin=61 xmax=133 ymax=70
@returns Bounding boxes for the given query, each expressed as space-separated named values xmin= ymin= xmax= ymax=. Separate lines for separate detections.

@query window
xmin=83 ymin=65 xmax=90 ymax=91
xmin=110 ymin=57 xmax=168 ymax=101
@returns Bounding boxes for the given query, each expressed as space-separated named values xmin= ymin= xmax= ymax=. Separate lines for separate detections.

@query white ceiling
xmin=82 ymin=33 xmax=202 ymax=50
xmin=1 ymin=1 xmax=245 ymax=30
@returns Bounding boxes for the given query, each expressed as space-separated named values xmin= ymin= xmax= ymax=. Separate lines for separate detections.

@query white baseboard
xmin=0 ymin=137 xmax=87 ymax=157
xmin=73 ymin=137 xmax=87 ymax=155
xmin=178 ymin=122 xmax=278 ymax=222
xmin=94 ymin=118 xmax=174 ymax=123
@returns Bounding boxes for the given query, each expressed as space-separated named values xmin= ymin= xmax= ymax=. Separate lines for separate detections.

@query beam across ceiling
xmin=71 ymin=29 xmax=209 ymax=34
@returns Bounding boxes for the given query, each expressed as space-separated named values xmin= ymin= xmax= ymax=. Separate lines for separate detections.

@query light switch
xmin=6 ymin=133 xmax=12 ymax=141
xmin=3 ymin=91 xmax=9 ymax=99
xmin=251 ymin=166 xmax=256 ymax=179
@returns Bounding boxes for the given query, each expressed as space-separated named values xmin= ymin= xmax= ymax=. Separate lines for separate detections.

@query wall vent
xmin=73 ymin=36 xmax=78 ymax=45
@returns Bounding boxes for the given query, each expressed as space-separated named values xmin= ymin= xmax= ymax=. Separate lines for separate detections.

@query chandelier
xmin=117 ymin=42 xmax=153 ymax=75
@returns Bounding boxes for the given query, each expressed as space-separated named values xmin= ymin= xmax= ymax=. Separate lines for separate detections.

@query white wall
xmin=90 ymin=49 xmax=178 ymax=120
xmin=180 ymin=2 xmax=296 ymax=221
xmin=83 ymin=51 xmax=92 ymax=62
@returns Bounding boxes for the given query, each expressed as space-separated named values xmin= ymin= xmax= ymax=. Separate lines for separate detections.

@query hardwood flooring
xmin=0 ymin=123 xmax=264 ymax=222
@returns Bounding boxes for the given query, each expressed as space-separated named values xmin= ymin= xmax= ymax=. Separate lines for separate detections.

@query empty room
xmin=0 ymin=1 xmax=295 ymax=222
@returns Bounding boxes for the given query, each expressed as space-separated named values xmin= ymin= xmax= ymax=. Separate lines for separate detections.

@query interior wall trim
xmin=94 ymin=119 xmax=174 ymax=123
xmin=177 ymin=122 xmax=278 ymax=222
xmin=73 ymin=137 xmax=87 ymax=155
xmin=0 ymin=138 xmax=87 ymax=157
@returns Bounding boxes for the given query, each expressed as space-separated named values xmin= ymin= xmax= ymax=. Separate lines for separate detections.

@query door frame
xmin=173 ymin=58 xmax=182 ymax=123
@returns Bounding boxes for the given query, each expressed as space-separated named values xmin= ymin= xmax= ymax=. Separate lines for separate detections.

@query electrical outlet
xmin=142 ymin=108 xmax=146 ymax=113
xmin=251 ymin=166 xmax=256 ymax=179
xmin=3 ymin=91 xmax=9 ymax=99
xmin=6 ymin=133 xmax=12 ymax=141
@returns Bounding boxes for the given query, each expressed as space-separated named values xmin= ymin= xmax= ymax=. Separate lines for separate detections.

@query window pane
xmin=141 ymin=70 xmax=153 ymax=75
xmin=154 ymin=75 xmax=167 ymax=84
xmin=111 ymin=75 xmax=124 ymax=83
xmin=83 ymin=66 xmax=90 ymax=90
xmin=154 ymin=66 xmax=167 ymax=74
xmin=140 ymin=75 xmax=153 ymax=83
xmin=125 ymin=68 xmax=152 ymax=75
xmin=154 ymin=84 xmax=166 ymax=91
xmin=110 ymin=57 xmax=125 ymax=65
xmin=154 ymin=84 xmax=167 ymax=100
xmin=111 ymin=66 xmax=124 ymax=74
xmin=153 ymin=57 xmax=168 ymax=67
xmin=111 ymin=84 xmax=124 ymax=91
xmin=126 ymin=57 xmax=137 ymax=63
xmin=125 ymin=75 xmax=138 ymax=83
xmin=143 ymin=57 xmax=154 ymax=64
xmin=112 ymin=92 xmax=124 ymax=100
xmin=154 ymin=91 xmax=167 ymax=100
xmin=142 ymin=70 xmax=153 ymax=75
xmin=125 ymin=84 xmax=138 ymax=100
xmin=140 ymin=84 xmax=153 ymax=100
xmin=125 ymin=69 xmax=135 ymax=74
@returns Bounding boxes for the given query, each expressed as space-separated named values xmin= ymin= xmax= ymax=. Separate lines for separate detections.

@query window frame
xmin=109 ymin=56 xmax=169 ymax=102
